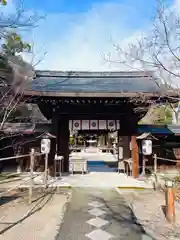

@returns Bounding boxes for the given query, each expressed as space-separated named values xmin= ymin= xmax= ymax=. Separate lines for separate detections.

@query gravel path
xmin=2 ymin=187 xmax=179 ymax=240
xmin=0 ymin=189 xmax=71 ymax=240
xmin=121 ymin=189 xmax=180 ymax=240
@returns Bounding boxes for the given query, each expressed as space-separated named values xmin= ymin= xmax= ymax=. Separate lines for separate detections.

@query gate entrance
xmin=87 ymin=160 xmax=117 ymax=173
xmin=70 ymin=120 xmax=119 ymax=172
xmin=24 ymin=70 xmax=175 ymax=177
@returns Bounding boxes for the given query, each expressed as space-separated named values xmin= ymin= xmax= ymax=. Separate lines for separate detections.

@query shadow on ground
xmin=56 ymin=188 xmax=154 ymax=240
xmin=0 ymin=189 xmax=56 ymax=235
xmin=0 ymin=195 xmax=19 ymax=206
xmin=92 ymin=194 xmax=154 ymax=240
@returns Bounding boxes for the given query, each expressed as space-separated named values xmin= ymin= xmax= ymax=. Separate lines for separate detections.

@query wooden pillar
xmin=122 ymin=136 xmax=131 ymax=160
xmin=99 ymin=134 xmax=105 ymax=147
xmin=165 ymin=183 xmax=175 ymax=223
xmin=119 ymin=107 xmax=139 ymax=177
xmin=48 ymin=115 xmax=58 ymax=176
xmin=131 ymin=136 xmax=139 ymax=178
xmin=118 ymin=132 xmax=131 ymax=160
xmin=57 ymin=119 xmax=69 ymax=173
xmin=105 ymin=132 xmax=108 ymax=146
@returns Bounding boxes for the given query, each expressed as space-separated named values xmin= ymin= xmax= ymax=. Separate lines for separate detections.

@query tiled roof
xmin=138 ymin=124 xmax=180 ymax=135
xmin=25 ymin=70 xmax=164 ymax=94
xmin=0 ymin=123 xmax=50 ymax=134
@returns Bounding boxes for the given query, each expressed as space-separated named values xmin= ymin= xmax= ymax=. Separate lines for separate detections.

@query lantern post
xmin=40 ymin=134 xmax=51 ymax=187
xmin=141 ymin=139 xmax=152 ymax=176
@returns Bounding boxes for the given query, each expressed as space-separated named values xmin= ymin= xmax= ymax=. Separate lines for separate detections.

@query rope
xmin=0 ymin=172 xmax=43 ymax=198
xmin=0 ymin=153 xmax=44 ymax=162
xmin=155 ymin=156 xmax=179 ymax=163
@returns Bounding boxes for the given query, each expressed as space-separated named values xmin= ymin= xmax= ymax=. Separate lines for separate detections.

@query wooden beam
xmin=23 ymin=90 xmax=164 ymax=98
xmin=131 ymin=136 xmax=139 ymax=178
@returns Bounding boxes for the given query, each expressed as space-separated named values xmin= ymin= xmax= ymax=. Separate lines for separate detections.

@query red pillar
xmin=165 ymin=184 xmax=175 ymax=223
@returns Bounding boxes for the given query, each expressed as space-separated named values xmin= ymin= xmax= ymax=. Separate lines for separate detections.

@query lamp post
xmin=141 ymin=139 xmax=152 ymax=176
xmin=40 ymin=133 xmax=51 ymax=187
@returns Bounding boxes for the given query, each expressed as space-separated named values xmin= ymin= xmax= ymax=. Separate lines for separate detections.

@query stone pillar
xmin=57 ymin=119 xmax=69 ymax=173
xmin=131 ymin=136 xmax=139 ymax=178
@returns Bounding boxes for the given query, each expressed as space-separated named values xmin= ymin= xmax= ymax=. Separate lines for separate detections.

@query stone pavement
xmin=48 ymin=172 xmax=152 ymax=189
xmin=70 ymin=151 xmax=117 ymax=162
xmin=56 ymin=188 xmax=152 ymax=240
xmin=24 ymin=150 xmax=152 ymax=189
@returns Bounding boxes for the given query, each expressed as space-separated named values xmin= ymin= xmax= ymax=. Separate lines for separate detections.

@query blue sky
xmin=23 ymin=0 xmax=160 ymax=14
xmin=3 ymin=0 xmax=176 ymax=70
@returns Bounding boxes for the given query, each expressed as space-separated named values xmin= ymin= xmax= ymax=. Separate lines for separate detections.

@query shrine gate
xmin=24 ymin=70 xmax=174 ymax=177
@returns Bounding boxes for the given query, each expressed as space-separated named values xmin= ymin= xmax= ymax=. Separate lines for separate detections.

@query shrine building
xmin=24 ymin=70 xmax=175 ymax=177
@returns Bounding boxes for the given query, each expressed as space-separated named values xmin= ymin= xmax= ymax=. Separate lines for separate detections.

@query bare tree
xmin=105 ymin=0 xmax=180 ymax=123
xmin=0 ymin=0 xmax=44 ymax=130
xmin=0 ymin=1 xmax=42 ymax=165
xmin=0 ymin=0 xmax=40 ymax=29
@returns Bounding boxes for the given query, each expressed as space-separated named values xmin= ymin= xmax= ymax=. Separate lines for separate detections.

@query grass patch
xmin=175 ymin=175 xmax=180 ymax=182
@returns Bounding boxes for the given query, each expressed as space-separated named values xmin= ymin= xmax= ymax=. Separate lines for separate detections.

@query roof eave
xmin=23 ymin=90 xmax=168 ymax=98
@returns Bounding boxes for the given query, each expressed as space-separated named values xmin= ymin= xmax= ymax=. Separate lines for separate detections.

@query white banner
xmin=98 ymin=120 xmax=106 ymax=130
xmin=107 ymin=120 xmax=116 ymax=131
xmin=116 ymin=120 xmax=120 ymax=130
xmin=70 ymin=120 xmax=120 ymax=130
xmin=90 ymin=120 xmax=98 ymax=130
xmin=72 ymin=120 xmax=81 ymax=130
xmin=82 ymin=120 xmax=89 ymax=130
xmin=69 ymin=120 xmax=73 ymax=131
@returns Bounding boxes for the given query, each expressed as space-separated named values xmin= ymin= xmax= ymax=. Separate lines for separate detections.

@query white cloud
xmin=174 ymin=0 xmax=180 ymax=9
xmin=29 ymin=0 xmax=152 ymax=71
xmin=4 ymin=0 xmax=179 ymax=72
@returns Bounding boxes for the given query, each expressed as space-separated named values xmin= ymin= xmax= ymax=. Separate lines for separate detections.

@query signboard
xmin=118 ymin=147 xmax=123 ymax=160
xmin=41 ymin=138 xmax=51 ymax=154
xmin=142 ymin=140 xmax=152 ymax=155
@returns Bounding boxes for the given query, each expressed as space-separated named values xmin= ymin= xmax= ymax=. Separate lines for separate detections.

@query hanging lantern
xmin=142 ymin=139 xmax=152 ymax=155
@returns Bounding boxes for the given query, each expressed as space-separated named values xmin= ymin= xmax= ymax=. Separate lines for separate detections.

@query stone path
xmin=71 ymin=151 xmax=117 ymax=162
xmin=56 ymin=188 xmax=152 ymax=240
xmin=48 ymin=172 xmax=152 ymax=188
xmin=30 ymin=151 xmax=152 ymax=189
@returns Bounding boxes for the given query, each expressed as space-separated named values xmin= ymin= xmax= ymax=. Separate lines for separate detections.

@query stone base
xmin=33 ymin=173 xmax=54 ymax=185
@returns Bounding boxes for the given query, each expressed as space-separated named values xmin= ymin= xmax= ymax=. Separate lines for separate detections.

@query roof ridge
xmin=35 ymin=70 xmax=154 ymax=78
